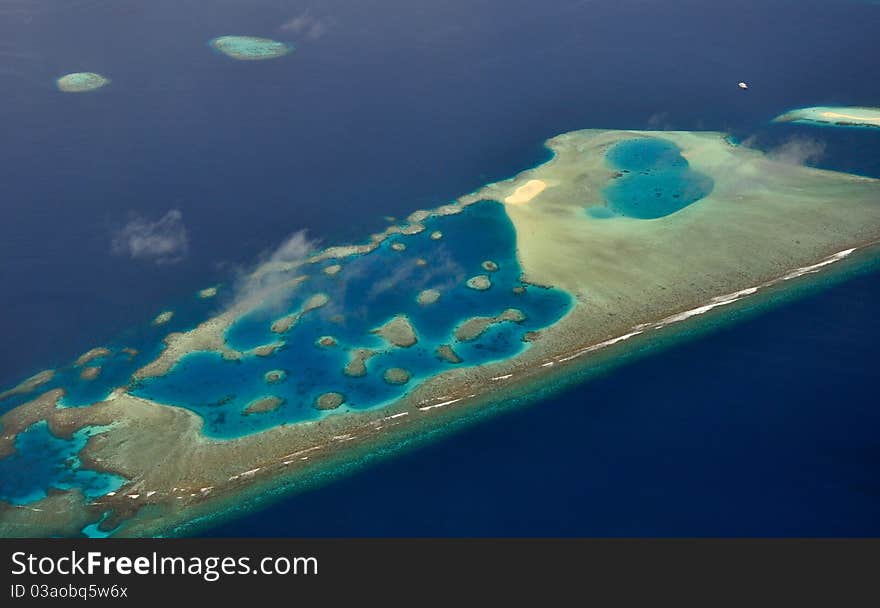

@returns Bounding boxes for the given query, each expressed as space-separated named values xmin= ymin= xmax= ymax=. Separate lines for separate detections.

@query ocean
xmin=1 ymin=0 xmax=878 ymax=535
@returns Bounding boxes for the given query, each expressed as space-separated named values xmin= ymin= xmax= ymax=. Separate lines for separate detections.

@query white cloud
xmin=766 ymin=136 xmax=826 ymax=166
xmin=111 ymin=209 xmax=189 ymax=264
xmin=280 ymin=11 xmax=331 ymax=40
xmin=229 ymin=229 xmax=320 ymax=310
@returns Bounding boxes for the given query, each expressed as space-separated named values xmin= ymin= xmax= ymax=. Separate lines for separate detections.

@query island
xmin=1 ymin=128 xmax=878 ymax=538
xmin=772 ymin=106 xmax=880 ymax=129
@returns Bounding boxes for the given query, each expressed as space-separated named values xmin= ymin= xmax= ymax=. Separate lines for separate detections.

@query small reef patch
xmin=264 ymin=370 xmax=287 ymax=384
xmin=243 ymin=396 xmax=284 ymax=415
xmin=315 ymin=392 xmax=345 ymax=411
xmin=209 ymin=36 xmax=293 ymax=61
xmin=383 ymin=368 xmax=411 ymax=385
xmin=466 ymin=275 xmax=492 ymax=290
xmin=56 ymin=72 xmax=109 ymax=93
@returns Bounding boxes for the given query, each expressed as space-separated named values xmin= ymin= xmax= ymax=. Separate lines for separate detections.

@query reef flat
xmin=772 ymin=106 xmax=880 ymax=129
xmin=1 ymin=128 xmax=878 ymax=538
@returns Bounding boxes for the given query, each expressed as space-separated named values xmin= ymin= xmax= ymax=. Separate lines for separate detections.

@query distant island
xmin=773 ymin=106 xmax=880 ymax=129
xmin=208 ymin=36 xmax=294 ymax=61
xmin=1 ymin=128 xmax=879 ymax=538
xmin=56 ymin=72 xmax=110 ymax=93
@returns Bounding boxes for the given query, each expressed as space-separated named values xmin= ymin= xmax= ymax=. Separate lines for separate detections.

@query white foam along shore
xmin=548 ymin=246 xmax=860 ymax=367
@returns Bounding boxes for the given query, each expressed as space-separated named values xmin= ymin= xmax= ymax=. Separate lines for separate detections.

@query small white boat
xmin=738 ymin=82 xmax=749 ymax=90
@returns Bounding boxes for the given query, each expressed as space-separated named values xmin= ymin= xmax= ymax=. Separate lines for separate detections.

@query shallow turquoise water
xmin=0 ymin=421 xmax=125 ymax=505
xmin=133 ymin=201 xmax=572 ymax=438
xmin=590 ymin=137 xmax=714 ymax=219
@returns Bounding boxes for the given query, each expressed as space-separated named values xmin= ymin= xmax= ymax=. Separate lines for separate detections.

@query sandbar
xmin=504 ymin=179 xmax=547 ymax=205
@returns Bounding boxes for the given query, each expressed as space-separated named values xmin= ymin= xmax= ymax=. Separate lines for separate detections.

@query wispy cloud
xmin=229 ymin=229 xmax=320 ymax=311
xmin=741 ymin=134 xmax=826 ymax=167
xmin=280 ymin=11 xmax=331 ymax=40
xmin=714 ymin=135 xmax=828 ymax=198
xmin=646 ymin=111 xmax=673 ymax=130
xmin=765 ymin=136 xmax=826 ymax=166
xmin=111 ymin=209 xmax=189 ymax=264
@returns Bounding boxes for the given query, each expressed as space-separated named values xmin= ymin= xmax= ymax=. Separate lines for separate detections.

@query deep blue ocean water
xmin=1 ymin=0 xmax=879 ymax=535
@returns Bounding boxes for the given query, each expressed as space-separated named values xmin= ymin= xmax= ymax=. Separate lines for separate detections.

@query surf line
xmin=183 ymin=246 xmax=866 ymax=495
xmin=544 ymin=246 xmax=861 ymax=368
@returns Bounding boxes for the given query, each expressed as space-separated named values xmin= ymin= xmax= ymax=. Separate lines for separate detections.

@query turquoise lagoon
xmin=0 ymin=200 xmax=570 ymax=505
xmin=132 ymin=201 xmax=572 ymax=438
xmin=590 ymin=137 xmax=714 ymax=219
xmin=0 ymin=421 xmax=125 ymax=505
